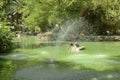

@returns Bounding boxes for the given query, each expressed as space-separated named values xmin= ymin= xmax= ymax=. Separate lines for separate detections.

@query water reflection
xmin=14 ymin=64 xmax=120 ymax=80
xmin=0 ymin=56 xmax=120 ymax=80
xmin=0 ymin=58 xmax=16 ymax=80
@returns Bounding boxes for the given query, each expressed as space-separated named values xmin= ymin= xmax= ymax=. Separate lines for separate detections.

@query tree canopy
xmin=0 ymin=0 xmax=120 ymax=35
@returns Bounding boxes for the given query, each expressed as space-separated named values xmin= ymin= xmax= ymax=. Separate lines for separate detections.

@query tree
xmin=18 ymin=0 xmax=79 ymax=32
xmin=82 ymin=0 xmax=120 ymax=35
xmin=1 ymin=0 xmax=120 ymax=35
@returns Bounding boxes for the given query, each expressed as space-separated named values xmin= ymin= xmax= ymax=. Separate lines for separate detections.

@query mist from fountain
xmin=49 ymin=17 xmax=92 ymax=64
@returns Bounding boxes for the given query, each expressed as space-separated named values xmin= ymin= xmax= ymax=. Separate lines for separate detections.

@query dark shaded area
xmin=0 ymin=55 xmax=120 ymax=80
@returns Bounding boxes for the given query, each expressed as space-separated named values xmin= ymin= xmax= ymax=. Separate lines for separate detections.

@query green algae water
xmin=0 ymin=42 xmax=120 ymax=80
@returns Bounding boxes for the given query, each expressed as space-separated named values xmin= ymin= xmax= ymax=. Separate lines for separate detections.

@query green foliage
xmin=82 ymin=0 xmax=120 ymax=35
xmin=1 ymin=0 xmax=120 ymax=35
xmin=0 ymin=24 xmax=14 ymax=53
xmin=14 ymin=36 xmax=40 ymax=48
xmin=0 ymin=59 xmax=15 ymax=80
xmin=18 ymin=0 xmax=79 ymax=32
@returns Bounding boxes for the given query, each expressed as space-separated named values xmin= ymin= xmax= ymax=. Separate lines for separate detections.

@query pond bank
xmin=37 ymin=32 xmax=120 ymax=41
xmin=80 ymin=36 xmax=120 ymax=41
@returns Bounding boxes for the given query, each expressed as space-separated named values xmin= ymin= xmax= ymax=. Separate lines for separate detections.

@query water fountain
xmin=48 ymin=17 xmax=91 ymax=64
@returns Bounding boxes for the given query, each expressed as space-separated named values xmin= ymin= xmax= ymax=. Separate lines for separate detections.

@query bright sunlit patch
xmin=66 ymin=54 xmax=105 ymax=60
xmin=41 ymin=51 xmax=48 ymax=54
xmin=91 ymin=77 xmax=98 ymax=80
xmin=66 ymin=54 xmax=108 ymax=60
xmin=93 ymin=54 xmax=107 ymax=58
xmin=0 ymin=54 xmax=29 ymax=60
xmin=107 ymin=74 xmax=114 ymax=78
xmin=64 ymin=53 xmax=118 ymax=71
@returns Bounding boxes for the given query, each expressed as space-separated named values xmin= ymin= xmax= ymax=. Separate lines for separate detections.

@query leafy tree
xmin=1 ymin=0 xmax=120 ymax=35
xmin=82 ymin=0 xmax=120 ymax=35
xmin=18 ymin=0 xmax=80 ymax=32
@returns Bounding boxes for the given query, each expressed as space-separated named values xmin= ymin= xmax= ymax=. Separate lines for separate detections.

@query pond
xmin=0 ymin=42 xmax=120 ymax=80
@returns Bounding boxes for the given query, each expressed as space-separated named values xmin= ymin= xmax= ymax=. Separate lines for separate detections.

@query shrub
xmin=0 ymin=25 xmax=14 ymax=53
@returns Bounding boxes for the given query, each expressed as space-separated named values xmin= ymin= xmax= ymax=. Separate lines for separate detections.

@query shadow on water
xmin=0 ymin=58 xmax=16 ymax=80
xmin=13 ymin=60 xmax=120 ymax=80
xmin=0 ymin=55 xmax=120 ymax=80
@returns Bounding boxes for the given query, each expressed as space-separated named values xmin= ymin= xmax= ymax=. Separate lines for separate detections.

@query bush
xmin=0 ymin=25 xmax=14 ymax=53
